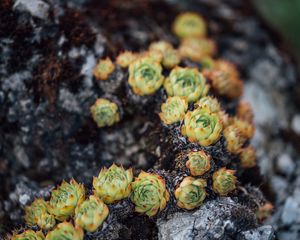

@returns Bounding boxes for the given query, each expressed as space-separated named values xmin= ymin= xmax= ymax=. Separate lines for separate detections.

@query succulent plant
xmin=256 ymin=202 xmax=273 ymax=221
xmin=90 ymin=98 xmax=120 ymax=128
xmin=186 ymin=150 xmax=211 ymax=176
xmin=12 ymin=230 xmax=45 ymax=240
xmin=130 ymin=171 xmax=170 ymax=217
xmin=162 ymin=48 xmax=181 ymax=69
xmin=232 ymin=117 xmax=255 ymax=139
xmin=204 ymin=60 xmax=243 ymax=99
xmin=175 ymin=176 xmax=207 ymax=210
xmin=172 ymin=12 xmax=206 ymax=38
xmin=116 ymin=51 xmax=137 ymax=68
xmin=181 ymin=107 xmax=223 ymax=146
xmin=212 ymin=168 xmax=237 ymax=196
xmin=48 ymin=179 xmax=85 ymax=221
xmin=164 ymin=67 xmax=209 ymax=102
xmin=159 ymin=96 xmax=188 ymax=125
xmin=93 ymin=57 xmax=115 ymax=80
xmin=149 ymin=41 xmax=173 ymax=53
xmin=45 ymin=222 xmax=83 ymax=240
xmin=240 ymin=146 xmax=256 ymax=168
xmin=128 ymin=56 xmax=164 ymax=96
xmin=236 ymin=100 xmax=254 ymax=123
xmin=93 ymin=164 xmax=133 ymax=204
xmin=223 ymin=125 xmax=246 ymax=154
xmin=195 ymin=96 xmax=221 ymax=113
xmin=24 ymin=198 xmax=55 ymax=230
xmin=75 ymin=195 xmax=109 ymax=232
xmin=179 ymin=37 xmax=216 ymax=61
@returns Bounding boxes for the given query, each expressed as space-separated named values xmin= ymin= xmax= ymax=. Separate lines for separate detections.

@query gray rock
xmin=14 ymin=0 xmax=50 ymax=20
xmin=239 ymin=226 xmax=274 ymax=240
xmin=281 ymin=197 xmax=299 ymax=225
xmin=291 ymin=114 xmax=300 ymax=135
xmin=276 ymin=153 xmax=295 ymax=176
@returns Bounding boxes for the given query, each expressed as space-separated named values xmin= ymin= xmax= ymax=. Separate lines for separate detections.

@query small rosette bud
xmin=182 ymin=107 xmax=223 ymax=146
xmin=232 ymin=117 xmax=255 ymax=139
xmin=164 ymin=67 xmax=209 ymax=102
xmin=130 ymin=171 xmax=170 ymax=217
xmin=204 ymin=60 xmax=243 ymax=99
xmin=149 ymin=41 xmax=173 ymax=53
xmin=45 ymin=222 xmax=83 ymax=240
xmin=116 ymin=51 xmax=137 ymax=68
xmin=212 ymin=168 xmax=237 ymax=196
xmin=240 ymin=146 xmax=256 ymax=168
xmin=128 ymin=57 xmax=164 ymax=96
xmin=93 ymin=57 xmax=115 ymax=80
xmin=256 ymin=202 xmax=273 ymax=221
xmin=12 ymin=230 xmax=44 ymax=240
xmin=24 ymin=198 xmax=55 ymax=230
xmin=93 ymin=164 xmax=133 ymax=204
xmin=75 ymin=195 xmax=109 ymax=232
xmin=186 ymin=150 xmax=211 ymax=176
xmin=195 ymin=96 xmax=221 ymax=113
xmin=237 ymin=100 xmax=254 ymax=123
xmin=172 ymin=12 xmax=207 ymax=38
xmin=48 ymin=179 xmax=85 ymax=221
xmin=224 ymin=125 xmax=246 ymax=154
xmin=175 ymin=177 xmax=207 ymax=210
xmin=90 ymin=98 xmax=120 ymax=128
xmin=179 ymin=37 xmax=216 ymax=61
xmin=159 ymin=96 xmax=188 ymax=124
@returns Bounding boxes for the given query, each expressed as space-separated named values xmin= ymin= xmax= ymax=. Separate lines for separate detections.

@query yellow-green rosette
xmin=162 ymin=48 xmax=181 ymax=69
xmin=93 ymin=57 xmax=115 ymax=80
xmin=181 ymin=107 xmax=223 ymax=146
xmin=74 ymin=195 xmax=109 ymax=232
xmin=12 ymin=230 xmax=44 ymax=240
xmin=45 ymin=222 xmax=83 ymax=240
xmin=223 ymin=125 xmax=246 ymax=154
xmin=149 ymin=41 xmax=173 ymax=53
xmin=159 ymin=96 xmax=188 ymax=125
xmin=93 ymin=164 xmax=133 ymax=204
xmin=90 ymin=98 xmax=120 ymax=128
xmin=240 ymin=146 xmax=256 ymax=168
xmin=116 ymin=51 xmax=137 ymax=68
xmin=128 ymin=57 xmax=164 ymax=96
xmin=232 ymin=117 xmax=255 ymax=139
xmin=48 ymin=179 xmax=85 ymax=221
xmin=186 ymin=150 xmax=211 ymax=176
xmin=212 ymin=168 xmax=237 ymax=196
xmin=172 ymin=12 xmax=207 ymax=38
xmin=164 ymin=67 xmax=209 ymax=102
xmin=130 ymin=171 xmax=170 ymax=217
xmin=195 ymin=96 xmax=221 ymax=113
xmin=174 ymin=176 xmax=207 ymax=210
xmin=24 ymin=198 xmax=55 ymax=230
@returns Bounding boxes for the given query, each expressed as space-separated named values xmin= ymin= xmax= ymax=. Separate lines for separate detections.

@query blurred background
xmin=253 ymin=0 xmax=300 ymax=68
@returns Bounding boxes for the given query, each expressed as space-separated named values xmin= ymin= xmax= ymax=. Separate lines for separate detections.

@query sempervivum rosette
xmin=93 ymin=164 xmax=133 ymax=204
xmin=195 ymin=96 xmax=221 ymax=113
xmin=74 ymin=195 xmax=109 ymax=232
xmin=159 ymin=96 xmax=188 ymax=124
xmin=90 ymin=98 xmax=120 ymax=128
xmin=181 ymin=107 xmax=223 ymax=146
xmin=130 ymin=171 xmax=170 ymax=217
xmin=24 ymin=198 xmax=55 ymax=230
xmin=128 ymin=56 xmax=164 ymax=96
xmin=45 ymin=222 xmax=83 ymax=240
xmin=48 ymin=179 xmax=85 ymax=221
xmin=93 ymin=57 xmax=115 ymax=81
xmin=164 ymin=67 xmax=209 ymax=102
xmin=12 ymin=230 xmax=44 ymax=240
xmin=240 ymin=146 xmax=256 ymax=168
xmin=175 ymin=176 xmax=207 ymax=210
xmin=212 ymin=168 xmax=237 ymax=196
xmin=223 ymin=125 xmax=246 ymax=154
xmin=186 ymin=150 xmax=211 ymax=176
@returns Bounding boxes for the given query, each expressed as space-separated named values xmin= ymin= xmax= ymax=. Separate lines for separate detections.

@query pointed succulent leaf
xmin=12 ymin=230 xmax=44 ymax=240
xmin=45 ymin=222 xmax=83 ymax=240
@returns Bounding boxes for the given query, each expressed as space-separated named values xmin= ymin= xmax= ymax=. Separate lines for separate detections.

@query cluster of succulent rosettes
xmin=24 ymin=198 xmax=55 ymax=230
xmin=181 ymin=106 xmax=223 ymax=146
xmin=212 ymin=168 xmax=237 ymax=196
xmin=164 ymin=67 xmax=209 ymax=102
xmin=90 ymin=98 xmax=120 ymax=128
xmin=75 ymin=195 xmax=109 ymax=232
xmin=186 ymin=150 xmax=211 ymax=176
xmin=159 ymin=96 xmax=188 ymax=125
xmin=128 ymin=56 xmax=164 ymax=96
xmin=175 ymin=177 xmax=207 ymax=210
xmin=48 ymin=179 xmax=85 ymax=221
xmin=45 ymin=222 xmax=83 ymax=240
xmin=130 ymin=171 xmax=170 ymax=217
xmin=12 ymin=230 xmax=44 ymax=240
xmin=93 ymin=164 xmax=133 ymax=204
xmin=93 ymin=57 xmax=115 ymax=80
